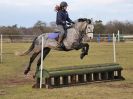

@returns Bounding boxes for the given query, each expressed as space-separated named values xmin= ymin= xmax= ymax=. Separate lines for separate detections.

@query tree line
xmin=94 ymin=20 xmax=133 ymax=34
xmin=0 ymin=20 xmax=133 ymax=37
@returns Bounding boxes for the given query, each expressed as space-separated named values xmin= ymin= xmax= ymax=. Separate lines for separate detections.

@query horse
xmin=16 ymin=18 xmax=94 ymax=76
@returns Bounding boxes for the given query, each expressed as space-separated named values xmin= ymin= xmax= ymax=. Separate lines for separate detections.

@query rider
xmin=55 ymin=1 xmax=74 ymax=47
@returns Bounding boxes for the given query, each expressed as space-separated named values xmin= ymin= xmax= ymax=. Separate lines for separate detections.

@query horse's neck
xmin=64 ymin=28 xmax=79 ymax=42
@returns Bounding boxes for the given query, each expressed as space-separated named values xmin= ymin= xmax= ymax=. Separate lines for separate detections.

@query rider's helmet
xmin=60 ymin=1 xmax=68 ymax=7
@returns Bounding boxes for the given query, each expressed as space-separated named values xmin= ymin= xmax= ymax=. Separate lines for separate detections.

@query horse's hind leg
xmin=24 ymin=52 xmax=40 ymax=75
xmin=35 ymin=48 xmax=51 ymax=76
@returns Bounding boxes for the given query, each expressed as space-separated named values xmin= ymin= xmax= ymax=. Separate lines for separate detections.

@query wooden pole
xmin=0 ymin=34 xmax=2 ymax=63
xmin=113 ymin=33 xmax=116 ymax=63
xmin=40 ymin=36 xmax=44 ymax=88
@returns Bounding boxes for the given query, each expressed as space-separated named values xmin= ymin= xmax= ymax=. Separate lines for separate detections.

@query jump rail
xmin=33 ymin=63 xmax=124 ymax=88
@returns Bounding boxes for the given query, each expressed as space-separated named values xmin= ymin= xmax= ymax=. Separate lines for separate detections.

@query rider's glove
xmin=71 ymin=21 xmax=75 ymax=24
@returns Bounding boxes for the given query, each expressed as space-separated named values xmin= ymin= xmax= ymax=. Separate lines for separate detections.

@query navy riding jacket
xmin=56 ymin=10 xmax=72 ymax=26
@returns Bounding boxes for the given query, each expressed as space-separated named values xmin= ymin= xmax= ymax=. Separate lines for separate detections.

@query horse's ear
xmin=83 ymin=18 xmax=87 ymax=21
xmin=78 ymin=18 xmax=90 ymax=22
xmin=87 ymin=19 xmax=91 ymax=24
xmin=78 ymin=18 xmax=84 ymax=22
xmin=83 ymin=18 xmax=92 ymax=24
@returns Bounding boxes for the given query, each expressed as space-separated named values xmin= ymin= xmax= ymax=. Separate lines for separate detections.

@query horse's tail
xmin=15 ymin=37 xmax=37 ymax=56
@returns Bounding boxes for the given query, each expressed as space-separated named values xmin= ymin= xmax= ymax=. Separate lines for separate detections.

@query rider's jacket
xmin=56 ymin=10 xmax=72 ymax=26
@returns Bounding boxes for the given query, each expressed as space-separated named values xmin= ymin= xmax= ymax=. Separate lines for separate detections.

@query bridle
xmin=79 ymin=21 xmax=94 ymax=42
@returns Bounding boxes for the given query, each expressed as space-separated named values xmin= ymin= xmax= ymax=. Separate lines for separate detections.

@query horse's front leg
xmin=80 ymin=43 xmax=89 ymax=59
xmin=72 ymin=42 xmax=89 ymax=59
xmin=82 ymin=43 xmax=89 ymax=55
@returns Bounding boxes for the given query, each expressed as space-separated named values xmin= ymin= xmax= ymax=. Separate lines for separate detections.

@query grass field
xmin=0 ymin=42 xmax=133 ymax=99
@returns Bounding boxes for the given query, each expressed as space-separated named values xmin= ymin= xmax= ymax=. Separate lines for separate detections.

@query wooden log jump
xmin=33 ymin=63 xmax=124 ymax=88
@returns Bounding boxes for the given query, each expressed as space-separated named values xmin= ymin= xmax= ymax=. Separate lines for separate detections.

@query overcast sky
xmin=0 ymin=0 xmax=133 ymax=27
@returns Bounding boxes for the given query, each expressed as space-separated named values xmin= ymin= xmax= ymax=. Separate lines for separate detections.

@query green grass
xmin=0 ymin=42 xmax=133 ymax=99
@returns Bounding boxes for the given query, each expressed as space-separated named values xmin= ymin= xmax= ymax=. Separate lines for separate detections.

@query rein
xmin=78 ymin=23 xmax=88 ymax=43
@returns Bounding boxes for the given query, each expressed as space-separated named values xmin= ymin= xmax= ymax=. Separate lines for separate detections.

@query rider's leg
xmin=57 ymin=25 xmax=65 ymax=46
xmin=58 ymin=33 xmax=64 ymax=45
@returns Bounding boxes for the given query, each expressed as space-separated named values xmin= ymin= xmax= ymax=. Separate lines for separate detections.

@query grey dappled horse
xmin=17 ymin=18 xmax=94 ymax=75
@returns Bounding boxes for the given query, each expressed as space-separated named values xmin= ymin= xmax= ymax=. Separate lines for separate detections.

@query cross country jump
xmin=16 ymin=18 xmax=94 ymax=76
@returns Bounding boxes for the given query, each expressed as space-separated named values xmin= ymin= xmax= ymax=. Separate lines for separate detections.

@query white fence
xmin=0 ymin=33 xmax=119 ymax=64
xmin=0 ymin=33 xmax=133 ymax=43
xmin=1 ymin=35 xmax=36 ymax=43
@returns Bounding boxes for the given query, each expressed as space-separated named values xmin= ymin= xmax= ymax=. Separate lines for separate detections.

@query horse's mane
xmin=78 ymin=18 xmax=91 ymax=24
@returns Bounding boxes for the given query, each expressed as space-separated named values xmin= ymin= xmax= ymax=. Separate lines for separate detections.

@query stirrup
xmin=57 ymin=43 xmax=62 ymax=48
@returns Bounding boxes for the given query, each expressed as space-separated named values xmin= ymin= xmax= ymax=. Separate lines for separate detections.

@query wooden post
xmin=0 ymin=34 xmax=2 ymax=63
xmin=118 ymin=70 xmax=122 ymax=79
xmin=108 ymin=71 xmax=114 ymax=80
xmin=40 ymin=36 xmax=44 ymax=88
xmin=63 ymin=76 xmax=69 ymax=85
xmin=86 ymin=73 xmax=93 ymax=82
xmin=45 ymin=78 xmax=52 ymax=89
xmin=101 ymin=72 xmax=108 ymax=80
xmin=54 ymin=76 xmax=61 ymax=86
xmin=93 ymin=73 xmax=100 ymax=81
xmin=113 ymin=33 xmax=116 ymax=63
xmin=70 ymin=75 xmax=77 ymax=84
xmin=78 ymin=74 xmax=85 ymax=83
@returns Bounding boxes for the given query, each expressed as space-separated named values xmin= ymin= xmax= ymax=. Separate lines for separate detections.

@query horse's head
xmin=74 ymin=18 xmax=94 ymax=39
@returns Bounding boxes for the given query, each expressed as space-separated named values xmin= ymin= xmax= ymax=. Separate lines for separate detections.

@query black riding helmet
xmin=60 ymin=1 xmax=68 ymax=7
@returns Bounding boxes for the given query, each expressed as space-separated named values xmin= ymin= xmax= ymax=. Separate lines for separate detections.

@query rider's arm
xmin=66 ymin=11 xmax=74 ymax=24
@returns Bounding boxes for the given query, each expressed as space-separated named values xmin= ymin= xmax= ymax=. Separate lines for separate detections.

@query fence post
xmin=108 ymin=33 xmax=111 ymax=42
xmin=97 ymin=34 xmax=100 ymax=43
xmin=113 ymin=33 xmax=116 ymax=63
xmin=117 ymin=30 xmax=120 ymax=42
xmin=0 ymin=34 xmax=2 ymax=63
xmin=40 ymin=36 xmax=44 ymax=88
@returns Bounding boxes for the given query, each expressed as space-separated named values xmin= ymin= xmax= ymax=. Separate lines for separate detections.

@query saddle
xmin=48 ymin=32 xmax=59 ymax=40
xmin=48 ymin=32 xmax=68 ymax=51
xmin=48 ymin=24 xmax=73 ymax=51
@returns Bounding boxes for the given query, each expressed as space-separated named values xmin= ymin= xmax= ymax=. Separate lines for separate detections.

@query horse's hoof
xmin=24 ymin=70 xmax=29 ymax=75
xmin=24 ymin=68 xmax=31 ymax=75
xmin=80 ymin=53 xmax=84 ymax=59
xmin=32 ymin=84 xmax=39 ymax=88
xmin=80 ymin=52 xmax=88 ymax=59
xmin=33 ymin=75 xmax=35 ymax=79
xmin=32 ymin=84 xmax=46 ymax=88
xmin=85 ymin=52 xmax=88 ymax=55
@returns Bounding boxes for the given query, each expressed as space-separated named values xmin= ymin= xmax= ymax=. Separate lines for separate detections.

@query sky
xmin=0 ymin=0 xmax=133 ymax=27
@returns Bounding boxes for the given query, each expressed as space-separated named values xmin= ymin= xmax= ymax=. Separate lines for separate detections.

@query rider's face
xmin=64 ymin=6 xmax=67 ymax=10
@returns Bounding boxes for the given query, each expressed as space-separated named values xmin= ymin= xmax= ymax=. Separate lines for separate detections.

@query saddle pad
xmin=48 ymin=32 xmax=59 ymax=39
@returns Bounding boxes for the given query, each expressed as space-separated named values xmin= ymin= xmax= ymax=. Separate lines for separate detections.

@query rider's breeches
xmin=57 ymin=25 xmax=67 ymax=37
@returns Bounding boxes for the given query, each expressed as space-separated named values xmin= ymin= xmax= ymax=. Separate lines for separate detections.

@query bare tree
xmin=34 ymin=20 xmax=47 ymax=27
xmin=50 ymin=21 xmax=57 ymax=28
xmin=94 ymin=20 xmax=105 ymax=34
